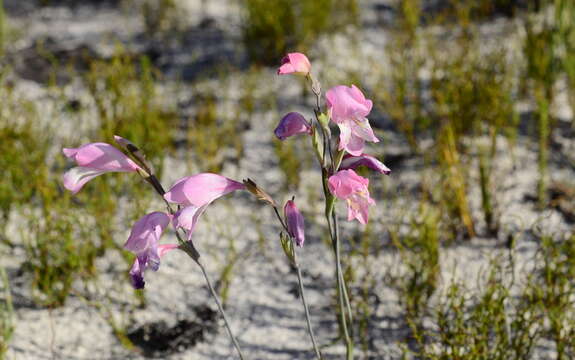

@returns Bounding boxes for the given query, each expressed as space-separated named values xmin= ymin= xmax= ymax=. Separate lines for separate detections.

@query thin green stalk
xmin=294 ymin=251 xmax=323 ymax=360
xmin=537 ymin=92 xmax=549 ymax=208
xmin=195 ymin=257 xmax=245 ymax=360
xmin=271 ymin=204 xmax=323 ymax=360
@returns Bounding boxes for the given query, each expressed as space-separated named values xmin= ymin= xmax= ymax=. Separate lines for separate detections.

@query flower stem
xmin=294 ymin=250 xmax=323 ymax=360
xmin=194 ymin=257 xmax=246 ymax=360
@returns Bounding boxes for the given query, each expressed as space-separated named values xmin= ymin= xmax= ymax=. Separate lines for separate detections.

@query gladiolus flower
xmin=326 ymin=85 xmax=379 ymax=156
xmin=163 ymin=173 xmax=245 ymax=207
xmin=284 ymin=200 xmax=305 ymax=247
xmin=123 ymin=212 xmax=175 ymax=289
xmin=62 ymin=142 xmax=141 ymax=194
xmin=172 ymin=205 xmax=208 ymax=241
xmin=328 ymin=169 xmax=375 ymax=225
xmin=277 ymin=52 xmax=311 ymax=76
xmin=274 ymin=112 xmax=312 ymax=140
xmin=339 ymin=154 xmax=391 ymax=175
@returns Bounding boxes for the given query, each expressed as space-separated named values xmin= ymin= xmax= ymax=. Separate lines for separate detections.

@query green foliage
xmin=242 ymin=0 xmax=358 ymax=64
xmin=0 ymin=268 xmax=13 ymax=359
xmin=0 ymin=71 xmax=50 ymax=237
xmin=139 ymin=0 xmax=181 ymax=37
xmin=527 ymin=235 xmax=575 ymax=359
xmin=84 ymin=51 xmax=177 ymax=177
xmin=407 ymin=260 xmax=539 ymax=359
xmin=391 ymin=203 xmax=440 ymax=329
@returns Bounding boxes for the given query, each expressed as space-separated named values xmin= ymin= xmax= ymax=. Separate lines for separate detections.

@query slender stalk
xmin=332 ymin=212 xmax=353 ymax=328
xmin=194 ymin=258 xmax=246 ymax=360
xmin=294 ymin=250 xmax=323 ymax=360
xmin=270 ymin=204 xmax=323 ymax=359
xmin=326 ymin=209 xmax=354 ymax=359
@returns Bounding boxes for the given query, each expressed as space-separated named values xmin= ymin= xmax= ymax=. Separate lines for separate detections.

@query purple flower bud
xmin=339 ymin=153 xmax=391 ymax=175
xmin=274 ymin=112 xmax=312 ymax=140
xmin=284 ymin=200 xmax=305 ymax=247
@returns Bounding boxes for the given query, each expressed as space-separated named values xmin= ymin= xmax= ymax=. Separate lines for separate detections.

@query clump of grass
xmin=84 ymin=51 xmax=177 ymax=177
xmin=0 ymin=267 xmax=14 ymax=359
xmin=407 ymin=259 xmax=540 ymax=359
xmin=527 ymin=234 xmax=575 ymax=359
xmin=138 ymin=0 xmax=182 ymax=37
xmin=242 ymin=0 xmax=358 ymax=64
xmin=0 ymin=70 xmax=50 ymax=240
xmin=390 ymin=202 xmax=440 ymax=333
xmin=186 ymin=76 xmax=245 ymax=173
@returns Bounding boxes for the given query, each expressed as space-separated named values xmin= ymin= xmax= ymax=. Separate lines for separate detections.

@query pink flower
xmin=164 ymin=173 xmax=245 ymax=240
xmin=277 ymin=52 xmax=311 ymax=76
xmin=326 ymin=85 xmax=379 ymax=156
xmin=339 ymin=154 xmax=391 ymax=175
xmin=62 ymin=142 xmax=141 ymax=194
xmin=328 ymin=169 xmax=375 ymax=225
xmin=163 ymin=173 xmax=245 ymax=207
xmin=171 ymin=205 xmax=208 ymax=241
xmin=284 ymin=200 xmax=305 ymax=247
xmin=274 ymin=112 xmax=312 ymax=140
xmin=123 ymin=212 xmax=176 ymax=289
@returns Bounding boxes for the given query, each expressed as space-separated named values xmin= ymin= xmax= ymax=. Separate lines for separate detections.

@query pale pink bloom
xmin=284 ymin=200 xmax=305 ymax=247
xmin=62 ymin=142 xmax=140 ymax=194
xmin=123 ymin=212 xmax=175 ymax=289
xmin=339 ymin=154 xmax=391 ymax=175
xmin=163 ymin=173 xmax=245 ymax=207
xmin=274 ymin=112 xmax=312 ymax=140
xmin=326 ymin=85 xmax=379 ymax=156
xmin=171 ymin=205 xmax=208 ymax=241
xmin=328 ymin=169 xmax=375 ymax=225
xmin=277 ymin=52 xmax=311 ymax=76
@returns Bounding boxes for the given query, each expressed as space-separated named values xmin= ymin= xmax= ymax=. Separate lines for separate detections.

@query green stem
xmin=194 ymin=258 xmax=246 ymax=360
xmin=294 ymin=250 xmax=323 ymax=360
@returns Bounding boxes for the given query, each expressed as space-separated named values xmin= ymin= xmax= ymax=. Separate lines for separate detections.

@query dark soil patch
xmin=127 ymin=305 xmax=218 ymax=357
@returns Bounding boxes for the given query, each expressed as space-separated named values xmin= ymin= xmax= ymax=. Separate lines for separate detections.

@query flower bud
xmin=274 ymin=112 xmax=312 ymax=140
xmin=277 ymin=52 xmax=311 ymax=76
xmin=284 ymin=199 xmax=305 ymax=247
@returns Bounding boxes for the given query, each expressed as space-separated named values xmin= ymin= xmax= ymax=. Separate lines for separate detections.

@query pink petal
xmin=326 ymin=85 xmax=372 ymax=124
xmin=124 ymin=212 xmax=170 ymax=254
xmin=284 ymin=200 xmax=305 ymax=247
xmin=274 ymin=112 xmax=312 ymax=140
xmin=351 ymin=117 xmax=379 ymax=143
xmin=277 ymin=52 xmax=311 ymax=75
xmin=340 ymin=154 xmax=391 ymax=175
xmin=64 ymin=142 xmax=140 ymax=171
xmin=62 ymin=167 xmax=107 ymax=194
xmin=164 ymin=173 xmax=244 ymax=207
xmin=172 ymin=205 xmax=208 ymax=240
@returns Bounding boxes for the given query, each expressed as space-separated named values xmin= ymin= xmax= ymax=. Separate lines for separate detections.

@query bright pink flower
xmin=284 ymin=200 xmax=305 ymax=247
xmin=328 ymin=169 xmax=375 ymax=225
xmin=339 ymin=154 xmax=391 ymax=175
xmin=163 ymin=173 xmax=245 ymax=207
xmin=62 ymin=142 xmax=141 ymax=194
xmin=326 ymin=85 xmax=379 ymax=156
xmin=123 ymin=212 xmax=175 ymax=289
xmin=274 ymin=112 xmax=312 ymax=140
xmin=277 ymin=52 xmax=311 ymax=76
xmin=172 ymin=204 xmax=208 ymax=241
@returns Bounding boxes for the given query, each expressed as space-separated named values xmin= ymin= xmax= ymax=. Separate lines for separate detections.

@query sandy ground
xmin=2 ymin=1 xmax=575 ymax=359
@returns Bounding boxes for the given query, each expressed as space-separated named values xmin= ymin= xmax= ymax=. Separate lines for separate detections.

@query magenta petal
xmin=326 ymin=85 xmax=372 ymax=124
xmin=172 ymin=205 xmax=208 ymax=240
xmin=124 ymin=212 xmax=170 ymax=254
xmin=284 ymin=200 xmax=305 ymax=247
xmin=62 ymin=167 xmax=107 ymax=194
xmin=274 ymin=112 xmax=312 ymax=140
xmin=339 ymin=154 xmax=391 ymax=175
xmin=277 ymin=52 xmax=311 ymax=75
xmin=328 ymin=170 xmax=374 ymax=224
xmin=66 ymin=142 xmax=140 ymax=171
xmin=164 ymin=173 xmax=244 ymax=207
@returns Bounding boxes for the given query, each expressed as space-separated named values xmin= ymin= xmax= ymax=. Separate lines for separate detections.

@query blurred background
xmin=1 ymin=0 xmax=575 ymax=359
